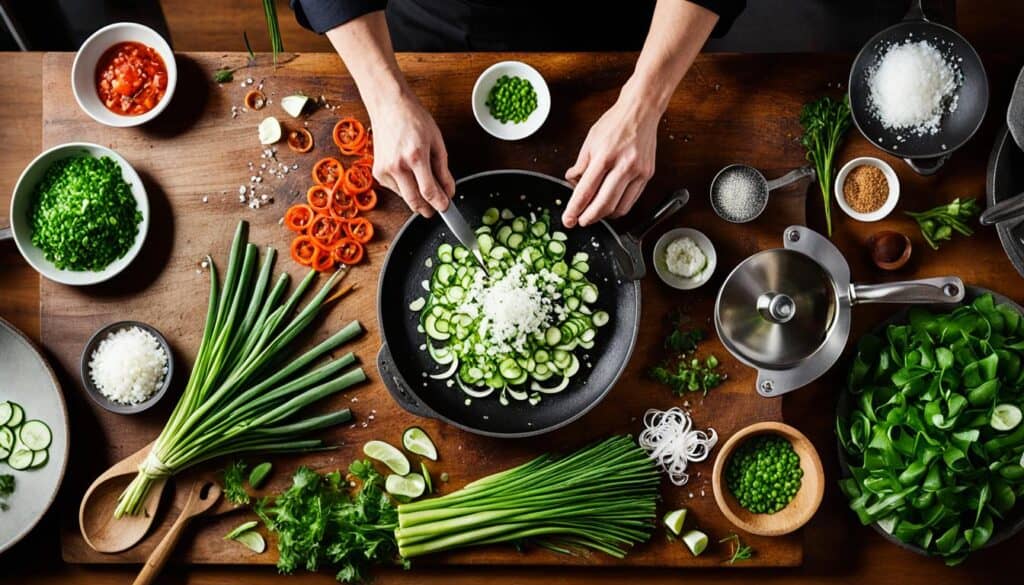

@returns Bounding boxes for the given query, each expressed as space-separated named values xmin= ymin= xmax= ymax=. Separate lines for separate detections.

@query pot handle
xmin=850 ymin=276 xmax=965 ymax=305
xmin=765 ymin=166 xmax=816 ymax=192
xmin=0 ymin=226 xmax=11 ymax=241
xmin=904 ymin=0 xmax=926 ymax=21
xmin=903 ymin=154 xmax=949 ymax=176
xmin=980 ymin=192 xmax=1024 ymax=226
xmin=376 ymin=343 xmax=434 ymax=419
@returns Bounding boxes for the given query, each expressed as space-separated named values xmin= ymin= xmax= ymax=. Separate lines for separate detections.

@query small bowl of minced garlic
xmin=653 ymin=228 xmax=717 ymax=290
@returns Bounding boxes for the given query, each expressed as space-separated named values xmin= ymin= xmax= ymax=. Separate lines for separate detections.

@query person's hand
xmin=563 ymin=88 xmax=660 ymax=228
xmin=366 ymin=93 xmax=455 ymax=217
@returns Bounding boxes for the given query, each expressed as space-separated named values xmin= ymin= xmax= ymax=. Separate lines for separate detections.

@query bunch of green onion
xmin=395 ymin=435 xmax=659 ymax=558
xmin=115 ymin=221 xmax=365 ymax=518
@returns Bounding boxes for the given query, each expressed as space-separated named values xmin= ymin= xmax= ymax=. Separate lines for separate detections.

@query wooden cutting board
xmin=42 ymin=51 xmax=830 ymax=568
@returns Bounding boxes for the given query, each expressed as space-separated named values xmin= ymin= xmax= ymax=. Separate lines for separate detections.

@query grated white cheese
xmin=460 ymin=260 xmax=562 ymax=354
xmin=867 ymin=40 xmax=961 ymax=136
xmin=88 ymin=326 xmax=168 ymax=405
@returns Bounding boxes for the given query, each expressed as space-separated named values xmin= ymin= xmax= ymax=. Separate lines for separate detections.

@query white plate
xmin=471 ymin=61 xmax=551 ymax=141
xmin=72 ymin=22 xmax=177 ymax=127
xmin=9 ymin=142 xmax=150 ymax=286
xmin=0 ymin=318 xmax=70 ymax=554
xmin=653 ymin=228 xmax=717 ymax=290
xmin=834 ymin=156 xmax=900 ymax=222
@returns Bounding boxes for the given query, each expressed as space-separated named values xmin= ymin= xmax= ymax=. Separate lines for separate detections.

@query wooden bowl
xmin=712 ymin=421 xmax=824 ymax=536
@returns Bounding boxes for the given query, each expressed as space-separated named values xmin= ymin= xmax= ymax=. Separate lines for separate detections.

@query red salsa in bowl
xmin=95 ymin=42 xmax=168 ymax=116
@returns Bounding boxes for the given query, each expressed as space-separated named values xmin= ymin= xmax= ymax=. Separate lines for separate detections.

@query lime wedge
xmin=363 ymin=440 xmax=411 ymax=475
xmin=248 ymin=462 xmax=273 ymax=489
xmin=224 ymin=520 xmax=259 ymax=540
xmin=233 ymin=530 xmax=266 ymax=554
xmin=386 ymin=472 xmax=426 ymax=499
xmin=663 ymin=508 xmax=688 ymax=536
xmin=682 ymin=530 xmax=708 ymax=556
xmin=280 ymin=94 xmax=309 ymax=118
xmin=402 ymin=426 xmax=438 ymax=461
xmin=991 ymin=404 xmax=1022 ymax=431
xmin=258 ymin=116 xmax=282 ymax=145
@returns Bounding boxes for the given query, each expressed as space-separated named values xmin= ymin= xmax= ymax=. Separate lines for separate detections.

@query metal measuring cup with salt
xmin=710 ymin=164 xmax=816 ymax=223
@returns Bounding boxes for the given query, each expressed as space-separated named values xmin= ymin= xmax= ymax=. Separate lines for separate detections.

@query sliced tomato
xmin=287 ymin=128 xmax=314 ymax=153
xmin=342 ymin=164 xmax=374 ymax=195
xmin=332 ymin=238 xmax=364 ymax=265
xmin=345 ymin=217 xmax=374 ymax=244
xmin=354 ymin=188 xmax=378 ymax=212
xmin=284 ymin=204 xmax=315 ymax=232
xmin=290 ymin=235 xmax=319 ymax=266
xmin=307 ymin=184 xmax=332 ymax=212
xmin=333 ymin=117 xmax=367 ymax=154
xmin=312 ymin=157 xmax=343 ymax=187
xmin=311 ymin=246 xmax=336 ymax=272
xmin=309 ymin=214 xmax=342 ymax=248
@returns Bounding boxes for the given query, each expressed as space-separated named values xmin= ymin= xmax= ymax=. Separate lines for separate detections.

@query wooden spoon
xmin=79 ymin=441 xmax=170 ymax=553
xmin=131 ymin=478 xmax=223 ymax=585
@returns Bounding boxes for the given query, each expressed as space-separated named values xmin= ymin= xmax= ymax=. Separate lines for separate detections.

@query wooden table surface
xmin=2 ymin=49 xmax=1024 ymax=584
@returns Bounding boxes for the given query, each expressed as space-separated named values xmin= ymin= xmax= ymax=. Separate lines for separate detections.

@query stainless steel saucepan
xmin=715 ymin=225 xmax=964 ymax=397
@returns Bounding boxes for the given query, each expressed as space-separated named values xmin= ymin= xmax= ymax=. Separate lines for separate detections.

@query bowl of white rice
xmin=80 ymin=321 xmax=173 ymax=414
xmin=653 ymin=228 xmax=717 ymax=290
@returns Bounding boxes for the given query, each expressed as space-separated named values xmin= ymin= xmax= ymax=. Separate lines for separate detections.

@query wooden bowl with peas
xmin=711 ymin=421 xmax=824 ymax=536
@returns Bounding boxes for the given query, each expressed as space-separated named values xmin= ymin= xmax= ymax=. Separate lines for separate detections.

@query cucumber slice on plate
xmin=19 ymin=420 xmax=52 ymax=450
xmin=7 ymin=447 xmax=33 ymax=470
xmin=5 ymin=402 xmax=24 ymax=427
xmin=0 ymin=426 xmax=14 ymax=450
xmin=0 ymin=401 xmax=12 ymax=426
xmin=30 ymin=449 xmax=48 ymax=468
xmin=363 ymin=440 xmax=410 ymax=475
xmin=386 ymin=472 xmax=426 ymax=499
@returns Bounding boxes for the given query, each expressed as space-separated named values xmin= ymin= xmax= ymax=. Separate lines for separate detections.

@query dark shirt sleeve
xmin=290 ymin=0 xmax=386 ymax=34
xmin=688 ymin=0 xmax=746 ymax=37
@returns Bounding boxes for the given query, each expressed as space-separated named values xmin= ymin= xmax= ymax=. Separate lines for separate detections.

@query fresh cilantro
xmin=0 ymin=474 xmax=14 ymax=511
xmin=256 ymin=462 xmax=404 ymax=583
xmin=223 ymin=460 xmax=251 ymax=505
xmin=665 ymin=328 xmax=704 ymax=353
xmin=719 ymin=533 xmax=754 ymax=564
xmin=650 ymin=355 xmax=724 ymax=396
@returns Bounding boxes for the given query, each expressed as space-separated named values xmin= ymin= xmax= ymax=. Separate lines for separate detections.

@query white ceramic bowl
xmin=653 ymin=228 xmax=717 ymax=290
xmin=472 ymin=61 xmax=551 ymax=141
xmin=834 ymin=156 xmax=900 ymax=222
xmin=71 ymin=22 xmax=177 ymax=127
xmin=7 ymin=143 xmax=149 ymax=285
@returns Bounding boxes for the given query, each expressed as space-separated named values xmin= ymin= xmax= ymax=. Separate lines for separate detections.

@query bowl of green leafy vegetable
xmin=837 ymin=287 xmax=1024 ymax=566
xmin=3 ymin=142 xmax=148 ymax=286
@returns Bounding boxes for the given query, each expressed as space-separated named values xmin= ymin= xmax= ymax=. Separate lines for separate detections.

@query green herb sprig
xmin=223 ymin=460 xmax=251 ymax=505
xmin=719 ymin=533 xmax=754 ymax=564
xmin=799 ymin=95 xmax=852 ymax=237
xmin=650 ymin=317 xmax=725 ymax=396
xmin=905 ymin=197 xmax=980 ymax=250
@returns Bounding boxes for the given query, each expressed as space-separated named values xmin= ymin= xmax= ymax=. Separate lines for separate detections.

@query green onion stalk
xmin=395 ymin=435 xmax=660 ymax=559
xmin=115 ymin=221 xmax=365 ymax=518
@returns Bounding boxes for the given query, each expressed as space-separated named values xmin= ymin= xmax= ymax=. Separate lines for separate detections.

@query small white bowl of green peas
xmin=472 ymin=60 xmax=551 ymax=141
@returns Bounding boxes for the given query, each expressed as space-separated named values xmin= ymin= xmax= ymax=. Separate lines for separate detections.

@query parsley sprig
xmin=719 ymin=533 xmax=754 ymax=564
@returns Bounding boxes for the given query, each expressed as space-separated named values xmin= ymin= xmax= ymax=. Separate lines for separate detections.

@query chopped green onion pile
xmin=114 ymin=221 xmax=365 ymax=518
xmin=29 ymin=155 xmax=141 ymax=271
xmin=395 ymin=435 xmax=659 ymax=559
xmin=905 ymin=197 xmax=980 ymax=250
xmin=485 ymin=75 xmax=538 ymax=124
xmin=838 ymin=294 xmax=1024 ymax=565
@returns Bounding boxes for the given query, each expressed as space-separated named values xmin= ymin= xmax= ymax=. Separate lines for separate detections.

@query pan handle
xmin=631 ymin=189 xmax=690 ymax=241
xmin=850 ymin=276 xmax=964 ymax=305
xmin=376 ymin=343 xmax=435 ymax=419
xmin=980 ymin=192 xmax=1024 ymax=226
xmin=903 ymin=154 xmax=949 ymax=176
xmin=904 ymin=0 xmax=926 ymax=21
xmin=0 ymin=227 xmax=11 ymax=241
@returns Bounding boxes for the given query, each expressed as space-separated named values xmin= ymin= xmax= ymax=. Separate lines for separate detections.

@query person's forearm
xmin=620 ymin=0 xmax=719 ymax=114
xmin=325 ymin=11 xmax=409 ymax=113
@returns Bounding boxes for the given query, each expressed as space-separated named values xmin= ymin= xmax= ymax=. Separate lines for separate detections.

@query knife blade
xmin=438 ymin=200 xmax=488 ymax=271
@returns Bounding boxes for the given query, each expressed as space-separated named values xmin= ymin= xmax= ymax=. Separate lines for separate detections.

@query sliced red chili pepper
xmin=354 ymin=189 xmax=377 ymax=212
xmin=333 ymin=117 xmax=367 ymax=154
xmin=342 ymin=164 xmax=374 ymax=195
xmin=284 ymin=204 xmax=315 ymax=232
xmin=329 ymin=188 xmax=355 ymax=219
xmin=307 ymin=185 xmax=332 ymax=212
xmin=312 ymin=157 xmax=343 ymax=187
xmin=345 ymin=217 xmax=374 ymax=244
xmin=287 ymin=128 xmax=314 ymax=153
xmin=311 ymin=246 xmax=336 ymax=272
xmin=309 ymin=214 xmax=342 ymax=249
xmin=290 ymin=235 xmax=318 ymax=266
xmin=332 ymin=238 xmax=364 ymax=265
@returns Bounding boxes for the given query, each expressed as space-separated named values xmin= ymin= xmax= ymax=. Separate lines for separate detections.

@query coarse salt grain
xmin=711 ymin=166 xmax=765 ymax=222
xmin=867 ymin=40 xmax=961 ymax=136
xmin=89 ymin=326 xmax=168 ymax=405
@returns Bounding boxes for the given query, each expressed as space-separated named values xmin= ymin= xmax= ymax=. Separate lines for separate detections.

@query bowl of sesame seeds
xmin=834 ymin=156 xmax=900 ymax=222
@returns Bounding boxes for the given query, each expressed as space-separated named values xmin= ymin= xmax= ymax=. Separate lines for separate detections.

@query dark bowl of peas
xmin=712 ymin=421 xmax=824 ymax=536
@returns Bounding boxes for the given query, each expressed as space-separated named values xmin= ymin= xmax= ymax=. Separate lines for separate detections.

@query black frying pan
xmin=986 ymin=126 xmax=1024 ymax=278
xmin=376 ymin=170 xmax=687 ymax=438
xmin=848 ymin=0 xmax=988 ymax=175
